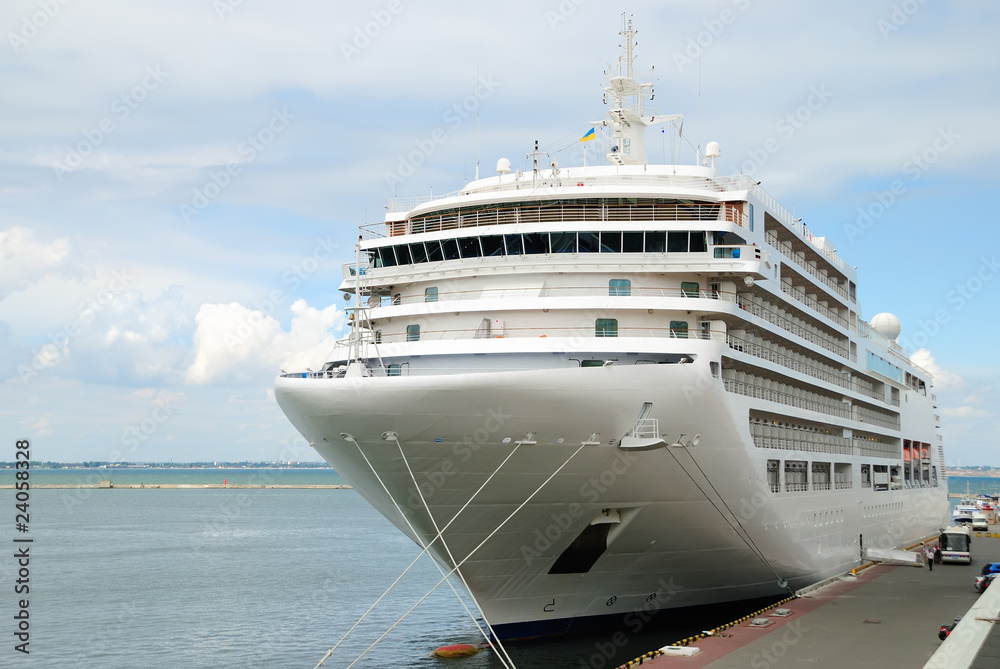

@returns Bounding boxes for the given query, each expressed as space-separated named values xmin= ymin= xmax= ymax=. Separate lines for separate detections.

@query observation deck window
xmin=622 ymin=231 xmax=643 ymax=253
xmin=523 ymin=233 xmax=550 ymax=254
xmin=601 ymin=231 xmax=622 ymax=253
xmin=459 ymin=237 xmax=482 ymax=259
xmin=406 ymin=324 xmax=420 ymax=341
xmin=366 ymin=228 xmax=713 ymax=271
xmin=645 ymin=231 xmax=666 ymax=252
xmin=424 ymin=287 xmax=438 ymax=302
xmin=578 ymin=231 xmax=600 ymax=253
xmin=442 ymin=239 xmax=461 ymax=260
xmin=481 ymin=235 xmax=504 ymax=256
xmin=377 ymin=247 xmax=397 ymax=267
xmin=551 ymin=231 xmax=577 ymax=253
xmin=426 ymin=240 xmax=444 ymax=262
xmin=409 ymin=242 xmax=428 ymax=263
xmin=394 ymin=244 xmax=412 ymax=265
xmin=670 ymin=321 xmax=689 ymax=338
xmin=504 ymin=234 xmax=524 ymax=255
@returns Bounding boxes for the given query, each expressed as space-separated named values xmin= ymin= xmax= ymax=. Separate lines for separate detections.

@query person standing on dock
xmin=924 ymin=544 xmax=934 ymax=571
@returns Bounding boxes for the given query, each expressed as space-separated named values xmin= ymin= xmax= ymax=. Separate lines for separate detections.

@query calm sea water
xmin=0 ymin=470 xmax=986 ymax=667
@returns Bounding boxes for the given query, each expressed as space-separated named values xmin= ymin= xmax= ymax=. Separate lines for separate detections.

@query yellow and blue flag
xmin=580 ymin=127 xmax=596 ymax=142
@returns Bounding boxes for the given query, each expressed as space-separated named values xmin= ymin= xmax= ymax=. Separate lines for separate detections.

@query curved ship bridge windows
xmin=365 ymin=230 xmax=711 ymax=269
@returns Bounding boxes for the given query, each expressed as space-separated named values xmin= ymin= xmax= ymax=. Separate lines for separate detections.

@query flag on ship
xmin=580 ymin=127 xmax=596 ymax=142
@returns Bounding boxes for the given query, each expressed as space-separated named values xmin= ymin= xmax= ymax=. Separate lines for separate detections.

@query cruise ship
xmin=275 ymin=21 xmax=950 ymax=640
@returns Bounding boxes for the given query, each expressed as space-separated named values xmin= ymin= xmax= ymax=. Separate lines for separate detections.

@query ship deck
xmin=628 ymin=530 xmax=1000 ymax=668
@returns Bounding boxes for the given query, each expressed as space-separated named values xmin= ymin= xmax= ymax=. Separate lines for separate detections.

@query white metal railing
xmin=723 ymin=378 xmax=850 ymax=419
xmin=751 ymin=182 xmax=847 ymax=270
xmin=368 ymin=201 xmax=747 ymax=238
xmin=374 ymin=285 xmax=724 ymax=307
xmin=385 ymin=173 xmax=758 ymax=214
xmin=765 ymin=230 xmax=850 ymax=301
xmin=751 ymin=434 xmax=852 ymax=455
xmin=726 ymin=333 xmax=849 ymax=389
xmin=630 ymin=417 xmax=660 ymax=439
xmin=852 ymin=405 xmax=901 ymax=430
xmin=735 ymin=294 xmax=849 ymax=359
xmin=366 ymin=325 xmax=724 ymax=345
xmin=778 ymin=279 xmax=849 ymax=328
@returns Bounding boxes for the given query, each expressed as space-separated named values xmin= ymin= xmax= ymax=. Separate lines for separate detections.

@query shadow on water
xmin=406 ymin=596 xmax=786 ymax=669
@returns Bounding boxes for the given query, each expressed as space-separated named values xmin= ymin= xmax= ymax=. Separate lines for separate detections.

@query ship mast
xmin=597 ymin=15 xmax=680 ymax=166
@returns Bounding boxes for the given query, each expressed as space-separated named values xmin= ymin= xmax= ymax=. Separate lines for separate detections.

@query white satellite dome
xmin=870 ymin=312 xmax=901 ymax=341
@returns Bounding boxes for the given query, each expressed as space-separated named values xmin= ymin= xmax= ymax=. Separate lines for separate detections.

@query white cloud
xmin=942 ymin=406 xmax=991 ymax=419
xmin=0 ymin=227 xmax=73 ymax=298
xmin=186 ymin=299 xmax=343 ymax=386
xmin=911 ymin=348 xmax=964 ymax=391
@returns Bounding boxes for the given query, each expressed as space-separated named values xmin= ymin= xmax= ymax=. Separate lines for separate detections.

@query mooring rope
xmin=342 ymin=443 xmax=586 ymax=669
xmin=392 ymin=435 xmax=517 ymax=669
xmin=313 ymin=436 xmax=529 ymax=668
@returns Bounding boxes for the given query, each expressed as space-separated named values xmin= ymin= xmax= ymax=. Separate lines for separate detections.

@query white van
xmin=973 ymin=512 xmax=989 ymax=532
xmin=939 ymin=526 xmax=972 ymax=564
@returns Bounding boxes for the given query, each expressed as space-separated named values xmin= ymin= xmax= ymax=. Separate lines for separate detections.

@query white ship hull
xmin=276 ymin=355 xmax=948 ymax=637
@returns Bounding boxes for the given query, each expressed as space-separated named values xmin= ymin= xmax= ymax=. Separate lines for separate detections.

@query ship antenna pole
xmin=697 ymin=51 xmax=702 ymax=165
xmin=475 ymin=62 xmax=481 ymax=181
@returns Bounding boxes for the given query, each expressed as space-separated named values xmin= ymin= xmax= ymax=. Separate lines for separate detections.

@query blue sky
xmin=1 ymin=0 xmax=997 ymax=464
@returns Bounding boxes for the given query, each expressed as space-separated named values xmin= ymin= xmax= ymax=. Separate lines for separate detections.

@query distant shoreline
xmin=0 ymin=483 xmax=351 ymax=490
xmin=947 ymin=472 xmax=1000 ymax=478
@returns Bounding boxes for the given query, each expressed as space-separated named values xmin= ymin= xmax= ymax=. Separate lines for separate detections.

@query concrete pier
xmin=626 ymin=539 xmax=1000 ymax=668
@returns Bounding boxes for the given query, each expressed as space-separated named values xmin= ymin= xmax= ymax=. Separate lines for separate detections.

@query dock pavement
xmin=628 ymin=533 xmax=1000 ymax=668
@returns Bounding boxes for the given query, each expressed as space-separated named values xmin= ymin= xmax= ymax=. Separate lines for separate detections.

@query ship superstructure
xmin=275 ymin=20 xmax=949 ymax=639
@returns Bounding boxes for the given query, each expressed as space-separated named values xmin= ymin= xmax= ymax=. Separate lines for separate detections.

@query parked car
xmin=939 ymin=617 xmax=961 ymax=640
xmin=975 ymin=573 xmax=997 ymax=593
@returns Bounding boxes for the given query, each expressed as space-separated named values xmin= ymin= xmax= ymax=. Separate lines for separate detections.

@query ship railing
xmin=778 ymin=280 xmax=849 ymax=329
xmin=750 ymin=182 xmax=847 ymax=271
xmin=785 ymin=482 xmax=808 ymax=492
xmin=383 ymin=174 xmax=758 ymax=214
xmin=856 ymin=319 xmax=913 ymax=364
xmin=367 ymin=325 xmax=726 ymax=345
xmin=765 ymin=230 xmax=850 ymax=302
xmin=852 ymin=438 xmax=899 ymax=458
xmin=751 ymin=434 xmax=852 ymax=455
xmin=369 ymin=285 xmax=724 ymax=307
xmin=724 ymin=378 xmax=851 ymax=419
xmin=629 ymin=417 xmax=660 ymax=440
xmin=726 ymin=333 xmax=850 ymax=390
xmin=851 ymin=406 xmax=901 ymax=430
xmin=364 ymin=201 xmax=747 ymax=239
xmin=735 ymin=294 xmax=850 ymax=359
